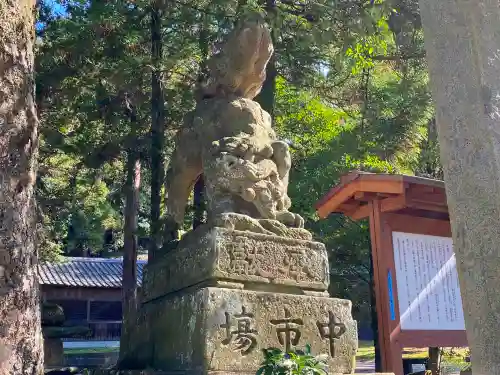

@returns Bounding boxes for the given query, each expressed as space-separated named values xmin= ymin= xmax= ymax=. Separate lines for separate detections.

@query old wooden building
xmin=38 ymin=257 xmax=146 ymax=341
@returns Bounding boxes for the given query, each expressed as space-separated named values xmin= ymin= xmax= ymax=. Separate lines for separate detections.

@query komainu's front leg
xmin=271 ymin=140 xmax=291 ymax=180
xmin=271 ymin=140 xmax=292 ymax=211
xmin=163 ymin=127 xmax=203 ymax=244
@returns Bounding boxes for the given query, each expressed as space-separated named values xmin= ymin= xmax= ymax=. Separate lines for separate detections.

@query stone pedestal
xmin=145 ymin=288 xmax=356 ymax=374
xmin=44 ymin=337 xmax=64 ymax=367
xmin=143 ymin=227 xmax=330 ymax=301
xmin=124 ymin=226 xmax=362 ymax=374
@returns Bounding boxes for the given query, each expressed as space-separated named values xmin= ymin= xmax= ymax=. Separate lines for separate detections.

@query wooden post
xmin=368 ymin=201 xmax=390 ymax=370
xmin=86 ymin=300 xmax=91 ymax=322
xmin=370 ymin=201 xmax=404 ymax=375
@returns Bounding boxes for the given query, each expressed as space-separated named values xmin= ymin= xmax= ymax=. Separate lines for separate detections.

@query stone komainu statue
xmin=164 ymin=15 xmax=311 ymax=241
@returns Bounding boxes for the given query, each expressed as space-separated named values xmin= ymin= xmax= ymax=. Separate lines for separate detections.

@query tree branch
xmin=277 ymin=1 xmax=318 ymax=22
xmin=372 ymin=51 xmax=426 ymax=61
xmin=280 ymin=0 xmax=306 ymax=9
xmin=171 ymin=0 xmax=237 ymax=19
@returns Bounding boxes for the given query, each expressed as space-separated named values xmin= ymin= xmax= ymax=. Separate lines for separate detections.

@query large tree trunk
xmin=419 ymin=0 xmax=500 ymax=374
xmin=149 ymin=0 xmax=165 ymax=262
xmin=0 ymin=1 xmax=44 ymax=374
xmin=192 ymin=15 xmax=209 ymax=231
xmin=118 ymin=151 xmax=141 ymax=367
xmin=193 ymin=175 xmax=205 ymax=229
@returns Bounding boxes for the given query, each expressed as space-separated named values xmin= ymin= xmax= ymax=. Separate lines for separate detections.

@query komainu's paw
xmin=258 ymin=219 xmax=289 ymax=237
xmin=211 ymin=212 xmax=312 ymax=240
xmin=212 ymin=213 xmax=274 ymax=236
xmin=275 ymin=210 xmax=305 ymax=228
xmin=259 ymin=218 xmax=311 ymax=240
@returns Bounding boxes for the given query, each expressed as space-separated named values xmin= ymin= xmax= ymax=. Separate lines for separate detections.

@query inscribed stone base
xmin=142 ymin=227 xmax=329 ymax=302
xmin=125 ymin=287 xmax=358 ymax=375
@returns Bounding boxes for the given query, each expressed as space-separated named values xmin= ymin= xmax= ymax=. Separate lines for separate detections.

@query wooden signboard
xmin=315 ymin=171 xmax=467 ymax=375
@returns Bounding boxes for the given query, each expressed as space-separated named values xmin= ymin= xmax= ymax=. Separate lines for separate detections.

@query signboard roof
xmin=315 ymin=171 xmax=448 ymax=221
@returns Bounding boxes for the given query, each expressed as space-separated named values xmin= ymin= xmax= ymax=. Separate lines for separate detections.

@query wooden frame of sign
xmin=315 ymin=171 xmax=467 ymax=375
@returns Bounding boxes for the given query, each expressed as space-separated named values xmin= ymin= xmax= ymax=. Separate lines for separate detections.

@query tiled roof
xmin=38 ymin=257 xmax=147 ymax=288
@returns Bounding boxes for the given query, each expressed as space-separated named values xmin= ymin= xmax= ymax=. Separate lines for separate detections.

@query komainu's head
xmin=202 ymin=14 xmax=274 ymax=100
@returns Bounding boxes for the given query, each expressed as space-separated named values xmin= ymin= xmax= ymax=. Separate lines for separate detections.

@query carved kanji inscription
xmin=317 ymin=311 xmax=346 ymax=357
xmin=221 ymin=306 xmax=258 ymax=355
xmin=270 ymin=307 xmax=304 ymax=352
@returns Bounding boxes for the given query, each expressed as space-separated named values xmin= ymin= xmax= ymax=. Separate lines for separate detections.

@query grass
xmin=357 ymin=341 xmax=378 ymax=361
xmin=356 ymin=340 xmax=468 ymax=365
xmin=64 ymin=342 xmax=468 ymax=367
xmin=64 ymin=347 xmax=119 ymax=355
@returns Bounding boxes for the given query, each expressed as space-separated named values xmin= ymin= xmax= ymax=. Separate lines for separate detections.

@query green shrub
xmin=256 ymin=345 xmax=328 ymax=375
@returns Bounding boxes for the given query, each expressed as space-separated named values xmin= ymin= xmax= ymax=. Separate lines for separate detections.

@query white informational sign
xmin=392 ymin=232 xmax=465 ymax=331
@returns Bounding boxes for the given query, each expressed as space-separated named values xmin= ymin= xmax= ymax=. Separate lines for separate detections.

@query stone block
xmin=143 ymin=227 xmax=329 ymax=302
xmin=140 ymin=287 xmax=357 ymax=375
xmin=44 ymin=337 xmax=64 ymax=367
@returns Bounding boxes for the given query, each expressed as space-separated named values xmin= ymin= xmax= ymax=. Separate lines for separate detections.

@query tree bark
xmin=193 ymin=175 xmax=205 ymax=229
xmin=118 ymin=151 xmax=141 ymax=367
xmin=419 ymin=1 xmax=500 ymax=374
xmin=149 ymin=0 xmax=165 ymax=262
xmin=0 ymin=1 xmax=44 ymax=374
xmin=192 ymin=14 xmax=209 ymax=231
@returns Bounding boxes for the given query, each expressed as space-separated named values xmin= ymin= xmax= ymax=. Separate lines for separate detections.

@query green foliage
xmin=36 ymin=0 xmax=155 ymax=259
xmin=272 ymin=0 xmax=435 ymax=317
xmin=256 ymin=346 xmax=328 ymax=375
xmin=36 ymin=147 xmax=125 ymax=257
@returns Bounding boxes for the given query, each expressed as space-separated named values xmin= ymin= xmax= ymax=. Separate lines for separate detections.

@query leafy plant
xmin=256 ymin=345 xmax=328 ymax=375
